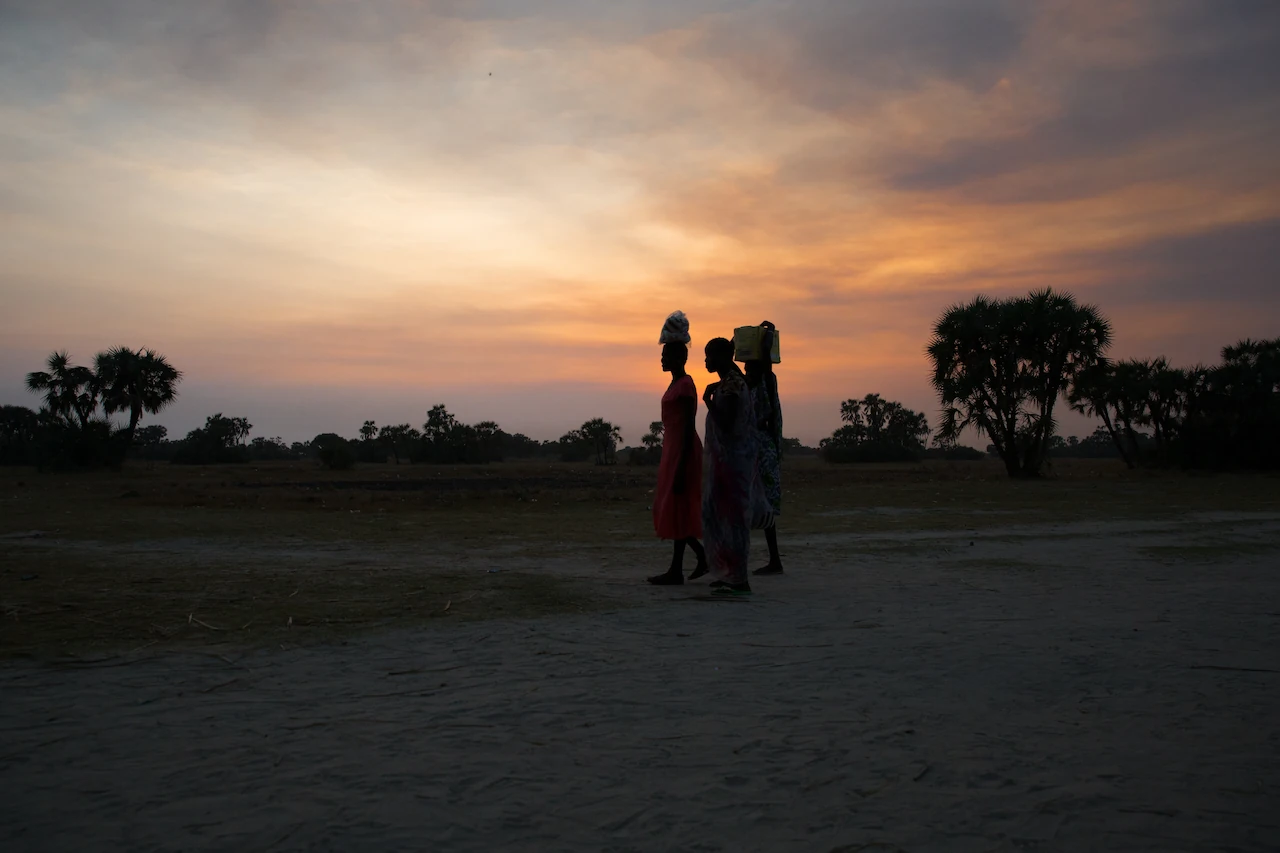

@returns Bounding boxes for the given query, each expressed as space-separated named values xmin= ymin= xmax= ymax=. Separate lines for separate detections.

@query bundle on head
xmin=659 ymin=310 xmax=691 ymax=345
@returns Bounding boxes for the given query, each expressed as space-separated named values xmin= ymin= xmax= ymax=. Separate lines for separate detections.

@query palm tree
xmin=579 ymin=418 xmax=623 ymax=465
xmin=94 ymin=347 xmax=183 ymax=448
xmin=1069 ymin=360 xmax=1147 ymax=468
xmin=929 ymin=289 xmax=1111 ymax=477
xmin=835 ymin=394 xmax=929 ymax=451
xmin=1137 ymin=358 xmax=1190 ymax=465
xmin=25 ymin=351 xmax=99 ymax=427
xmin=641 ymin=421 xmax=664 ymax=451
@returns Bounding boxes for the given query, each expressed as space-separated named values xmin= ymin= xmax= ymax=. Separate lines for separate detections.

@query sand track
xmin=3 ymin=516 xmax=1279 ymax=851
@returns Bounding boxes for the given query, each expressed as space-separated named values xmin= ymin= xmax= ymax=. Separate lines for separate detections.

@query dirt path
xmin=3 ymin=516 xmax=1279 ymax=851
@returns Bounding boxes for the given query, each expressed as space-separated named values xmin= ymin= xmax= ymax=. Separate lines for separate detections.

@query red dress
xmin=653 ymin=375 xmax=703 ymax=540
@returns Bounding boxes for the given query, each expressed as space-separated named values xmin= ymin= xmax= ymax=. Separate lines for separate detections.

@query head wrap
xmin=659 ymin=310 xmax=691 ymax=345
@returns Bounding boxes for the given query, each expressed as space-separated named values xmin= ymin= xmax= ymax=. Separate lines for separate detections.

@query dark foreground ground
xmin=2 ymin=460 xmax=1278 ymax=850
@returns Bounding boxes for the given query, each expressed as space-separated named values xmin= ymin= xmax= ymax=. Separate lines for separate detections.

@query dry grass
xmin=1138 ymin=541 xmax=1280 ymax=562
xmin=0 ymin=546 xmax=596 ymax=660
xmin=3 ymin=457 xmax=1279 ymax=659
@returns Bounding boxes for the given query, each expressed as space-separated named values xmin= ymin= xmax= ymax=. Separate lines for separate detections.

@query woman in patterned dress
xmin=745 ymin=321 xmax=785 ymax=575
xmin=647 ymin=342 xmax=707 ymax=585
xmin=699 ymin=337 xmax=756 ymax=594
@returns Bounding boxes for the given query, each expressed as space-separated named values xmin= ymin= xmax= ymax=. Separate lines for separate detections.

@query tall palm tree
xmin=1069 ymin=359 xmax=1153 ymax=468
xmin=25 ymin=351 xmax=99 ymax=427
xmin=94 ymin=347 xmax=183 ymax=448
xmin=580 ymin=418 xmax=623 ymax=465
xmin=929 ymin=289 xmax=1111 ymax=477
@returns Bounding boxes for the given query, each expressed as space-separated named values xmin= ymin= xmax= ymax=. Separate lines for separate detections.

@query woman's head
xmin=744 ymin=359 xmax=763 ymax=385
xmin=660 ymin=342 xmax=688 ymax=373
xmin=704 ymin=337 xmax=735 ymax=374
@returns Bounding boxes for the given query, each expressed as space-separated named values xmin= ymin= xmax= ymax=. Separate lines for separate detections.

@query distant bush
xmin=819 ymin=395 xmax=929 ymax=463
xmin=0 ymin=405 xmax=40 ymax=466
xmin=782 ymin=437 xmax=819 ymax=457
xmin=821 ymin=440 xmax=920 ymax=464
xmin=558 ymin=418 xmax=622 ymax=464
xmin=33 ymin=418 xmax=120 ymax=470
xmin=172 ymin=414 xmax=251 ymax=464
xmin=248 ymin=435 xmax=299 ymax=462
xmin=557 ymin=433 xmax=592 ymax=462
xmin=308 ymin=433 xmax=354 ymax=469
xmin=1045 ymin=428 xmax=1126 ymax=460
xmin=624 ymin=445 xmax=661 ymax=465
xmin=318 ymin=441 xmax=356 ymax=470
xmin=922 ymin=444 xmax=985 ymax=461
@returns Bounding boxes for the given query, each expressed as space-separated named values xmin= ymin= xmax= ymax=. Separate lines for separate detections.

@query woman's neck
xmin=669 ymin=367 xmax=687 ymax=380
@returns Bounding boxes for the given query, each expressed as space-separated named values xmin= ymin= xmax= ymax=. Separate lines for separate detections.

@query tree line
xmin=774 ymin=289 xmax=1275 ymax=475
xmin=928 ymin=289 xmax=1278 ymax=476
xmin=0 ymin=351 xmax=633 ymax=470
xmin=4 ymin=297 xmax=1274 ymax=476
xmin=1069 ymin=341 xmax=1280 ymax=470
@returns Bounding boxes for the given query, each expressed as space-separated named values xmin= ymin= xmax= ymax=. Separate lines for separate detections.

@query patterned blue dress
xmin=750 ymin=376 xmax=782 ymax=528
xmin=701 ymin=372 xmax=756 ymax=584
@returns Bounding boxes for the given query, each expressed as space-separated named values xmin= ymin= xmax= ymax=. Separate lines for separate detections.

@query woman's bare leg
xmin=753 ymin=524 xmax=784 ymax=574
xmin=686 ymin=537 xmax=708 ymax=579
xmin=647 ymin=540 xmax=686 ymax=585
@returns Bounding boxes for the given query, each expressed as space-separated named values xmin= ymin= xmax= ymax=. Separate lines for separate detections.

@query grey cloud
xmin=888 ymin=2 xmax=1280 ymax=197
xmin=0 ymin=1 xmax=478 ymax=106
xmin=665 ymin=1 xmax=1280 ymax=204
xmin=690 ymin=0 xmax=1029 ymax=112
xmin=775 ymin=0 xmax=1027 ymax=90
xmin=1078 ymin=218 xmax=1280 ymax=307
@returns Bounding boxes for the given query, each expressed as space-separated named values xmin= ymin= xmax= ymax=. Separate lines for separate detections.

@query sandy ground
xmin=2 ymin=513 xmax=1279 ymax=852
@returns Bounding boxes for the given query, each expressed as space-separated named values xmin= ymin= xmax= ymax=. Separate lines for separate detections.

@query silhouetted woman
xmin=648 ymin=342 xmax=708 ymax=585
xmin=744 ymin=321 xmax=785 ymax=574
xmin=700 ymin=337 xmax=755 ymax=594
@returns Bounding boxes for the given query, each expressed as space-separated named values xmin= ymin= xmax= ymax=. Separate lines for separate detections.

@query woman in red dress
xmin=647 ymin=342 xmax=707 ymax=585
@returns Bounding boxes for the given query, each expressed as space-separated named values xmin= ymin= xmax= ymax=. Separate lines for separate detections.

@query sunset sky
xmin=2 ymin=0 xmax=1278 ymax=445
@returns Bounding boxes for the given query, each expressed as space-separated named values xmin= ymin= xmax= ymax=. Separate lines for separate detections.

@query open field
xmin=4 ymin=457 xmax=1278 ymax=659
xmin=2 ymin=459 xmax=1280 ymax=850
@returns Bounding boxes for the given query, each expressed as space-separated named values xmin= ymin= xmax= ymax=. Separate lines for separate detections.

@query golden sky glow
xmin=2 ymin=0 xmax=1278 ymax=443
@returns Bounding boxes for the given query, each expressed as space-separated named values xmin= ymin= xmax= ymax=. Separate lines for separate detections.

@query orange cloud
xmin=2 ymin=0 xmax=1278 ymax=443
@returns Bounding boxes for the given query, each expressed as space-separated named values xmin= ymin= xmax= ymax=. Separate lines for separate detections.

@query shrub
xmin=318 ymin=441 xmax=356 ymax=470
xmin=922 ymin=445 xmax=985 ymax=461
xmin=821 ymin=440 xmax=920 ymax=464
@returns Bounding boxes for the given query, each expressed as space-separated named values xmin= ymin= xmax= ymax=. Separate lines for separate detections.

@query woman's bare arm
xmin=673 ymin=395 xmax=696 ymax=494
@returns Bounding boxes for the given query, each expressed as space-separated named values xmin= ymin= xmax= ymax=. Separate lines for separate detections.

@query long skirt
xmin=702 ymin=438 xmax=753 ymax=584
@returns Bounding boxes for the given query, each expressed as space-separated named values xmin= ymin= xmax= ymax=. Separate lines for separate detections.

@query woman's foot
xmin=687 ymin=562 xmax=709 ymax=581
xmin=712 ymin=582 xmax=752 ymax=595
xmin=753 ymin=562 xmax=784 ymax=576
xmin=647 ymin=569 xmax=684 ymax=585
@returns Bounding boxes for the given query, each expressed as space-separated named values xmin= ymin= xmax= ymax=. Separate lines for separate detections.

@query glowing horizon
xmin=2 ymin=1 xmax=1278 ymax=445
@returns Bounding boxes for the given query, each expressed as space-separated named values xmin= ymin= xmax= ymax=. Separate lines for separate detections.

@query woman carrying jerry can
xmin=736 ymin=321 xmax=785 ymax=575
